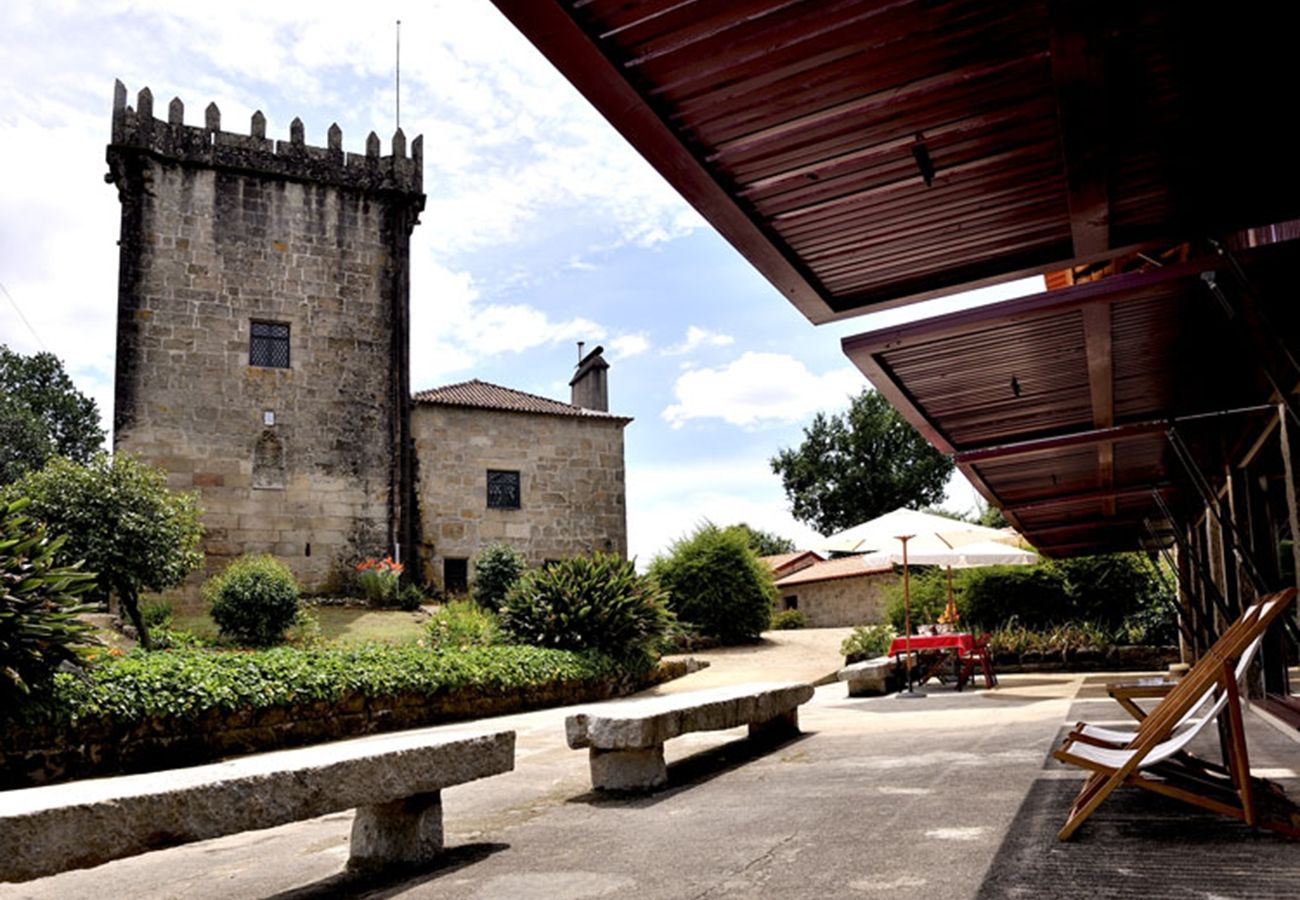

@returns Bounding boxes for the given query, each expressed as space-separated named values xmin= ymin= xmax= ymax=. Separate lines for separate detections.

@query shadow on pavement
xmin=262 ymin=841 xmax=510 ymax=900
xmin=564 ymin=731 xmax=812 ymax=809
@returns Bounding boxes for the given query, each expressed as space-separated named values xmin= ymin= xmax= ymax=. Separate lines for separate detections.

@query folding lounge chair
xmin=1052 ymin=589 xmax=1300 ymax=841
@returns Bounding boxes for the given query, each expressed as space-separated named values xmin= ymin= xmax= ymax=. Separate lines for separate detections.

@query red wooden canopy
xmin=491 ymin=0 xmax=1298 ymax=323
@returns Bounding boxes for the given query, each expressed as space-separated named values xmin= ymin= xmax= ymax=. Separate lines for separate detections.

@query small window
xmin=783 ymin=595 xmax=799 ymax=611
xmin=444 ymin=558 xmax=468 ymax=594
xmin=486 ymin=469 xmax=521 ymax=509
xmin=250 ymin=320 xmax=290 ymax=368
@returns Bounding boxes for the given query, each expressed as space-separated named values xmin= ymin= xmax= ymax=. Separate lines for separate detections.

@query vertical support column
xmin=1272 ymin=404 xmax=1299 ymax=696
xmin=349 ymin=791 xmax=443 ymax=870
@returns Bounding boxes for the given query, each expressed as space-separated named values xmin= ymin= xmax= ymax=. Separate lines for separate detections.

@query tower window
xmin=250 ymin=320 xmax=290 ymax=368
xmin=487 ymin=469 xmax=521 ymax=509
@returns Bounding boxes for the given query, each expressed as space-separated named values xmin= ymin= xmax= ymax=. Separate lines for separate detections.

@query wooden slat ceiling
xmin=842 ymin=237 xmax=1300 ymax=555
xmin=491 ymin=0 xmax=1299 ymax=323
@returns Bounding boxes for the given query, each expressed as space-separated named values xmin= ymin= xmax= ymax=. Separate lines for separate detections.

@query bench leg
xmin=748 ymin=708 xmax=800 ymax=742
xmin=348 ymin=790 xmax=443 ymax=870
xmin=589 ymin=745 xmax=667 ymax=791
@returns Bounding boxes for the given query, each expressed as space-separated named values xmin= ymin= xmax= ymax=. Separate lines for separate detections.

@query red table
xmin=888 ymin=633 xmax=975 ymax=689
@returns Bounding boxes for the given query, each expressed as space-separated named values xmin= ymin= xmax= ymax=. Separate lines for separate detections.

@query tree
xmin=770 ymin=389 xmax=954 ymax=535
xmin=4 ymin=454 xmax=204 ymax=649
xmin=725 ymin=523 xmax=796 ymax=556
xmin=0 ymin=346 xmax=106 ymax=485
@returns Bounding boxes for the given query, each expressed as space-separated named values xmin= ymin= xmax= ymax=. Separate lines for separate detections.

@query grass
xmin=171 ymin=605 xmax=429 ymax=645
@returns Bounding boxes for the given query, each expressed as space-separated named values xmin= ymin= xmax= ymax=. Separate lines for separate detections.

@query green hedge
xmin=12 ymin=644 xmax=635 ymax=725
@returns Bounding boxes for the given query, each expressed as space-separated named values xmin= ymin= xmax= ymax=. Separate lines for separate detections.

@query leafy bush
xmin=15 ymin=643 xmax=639 ymax=725
xmin=206 ymin=555 xmax=301 ymax=647
xmin=397 ymin=582 xmax=426 ymax=612
xmin=426 ymin=599 xmax=502 ymax=650
xmin=140 ymin=599 xmax=173 ymax=630
xmin=840 ymin=623 xmax=896 ymax=659
xmin=355 ymin=556 xmax=402 ymax=606
xmin=2 ymin=453 xmax=203 ymax=648
xmin=986 ymin=620 xmax=1115 ymax=659
xmin=770 ymin=609 xmax=807 ymax=630
xmin=501 ymin=553 xmax=672 ymax=659
xmin=0 ymin=497 xmax=99 ymax=705
xmin=649 ymin=522 xmax=775 ymax=643
xmin=472 ymin=543 xmax=526 ymax=610
xmin=961 ymin=565 xmax=1070 ymax=630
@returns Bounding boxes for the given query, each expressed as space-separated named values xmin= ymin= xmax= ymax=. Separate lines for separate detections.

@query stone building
xmin=412 ymin=346 xmax=631 ymax=593
xmin=107 ymin=81 xmax=423 ymax=591
xmin=773 ymin=556 xmax=896 ymax=628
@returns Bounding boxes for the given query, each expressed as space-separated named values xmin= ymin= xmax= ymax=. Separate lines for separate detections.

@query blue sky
xmin=0 ymin=1 xmax=1041 ymax=562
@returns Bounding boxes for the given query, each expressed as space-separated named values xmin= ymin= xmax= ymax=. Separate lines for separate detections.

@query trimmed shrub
xmin=426 ymin=599 xmax=502 ymax=650
xmin=397 ymin=582 xmax=426 ymax=612
xmin=840 ymin=623 xmax=895 ymax=659
xmin=472 ymin=542 xmax=526 ymax=611
xmin=501 ymin=553 xmax=671 ymax=659
xmin=206 ymin=555 xmax=301 ymax=647
xmin=0 ymin=497 xmax=99 ymax=705
xmin=649 ymin=523 xmax=775 ymax=644
xmin=15 ymin=643 xmax=641 ymax=726
xmin=770 ymin=609 xmax=807 ymax=630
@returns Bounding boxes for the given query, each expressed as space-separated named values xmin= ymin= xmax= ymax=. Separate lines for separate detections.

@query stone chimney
xmin=570 ymin=345 xmax=609 ymax=411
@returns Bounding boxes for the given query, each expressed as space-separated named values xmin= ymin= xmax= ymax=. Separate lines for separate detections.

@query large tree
xmin=770 ymin=390 xmax=954 ymax=534
xmin=0 ymin=346 xmax=105 ymax=484
xmin=725 ymin=523 xmax=796 ymax=556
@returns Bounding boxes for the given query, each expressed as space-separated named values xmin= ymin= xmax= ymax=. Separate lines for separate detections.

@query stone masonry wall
xmin=778 ymin=572 xmax=896 ymax=627
xmin=412 ymin=405 xmax=628 ymax=588
xmin=107 ymin=82 xmax=423 ymax=598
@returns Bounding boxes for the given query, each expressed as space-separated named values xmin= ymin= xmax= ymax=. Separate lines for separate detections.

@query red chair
xmin=959 ymin=634 xmax=997 ymax=689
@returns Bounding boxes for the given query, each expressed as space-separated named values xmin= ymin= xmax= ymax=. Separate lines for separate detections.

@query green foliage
xmin=0 ymin=497 xmax=99 ymax=705
xmin=0 ymin=346 xmax=106 ymax=485
xmin=840 ymin=623 xmax=896 ymax=658
xmin=472 ymin=542 xmax=527 ymax=610
xmin=725 ymin=523 xmax=796 ymax=557
xmin=13 ymin=643 xmax=640 ymax=725
xmin=397 ymin=582 xmax=426 ymax=612
xmin=140 ymin=599 xmax=174 ymax=630
xmin=425 ymin=599 xmax=502 ymax=650
xmin=649 ymin=522 xmax=775 ymax=644
xmin=986 ymin=620 xmax=1115 ymax=659
xmin=962 ymin=565 xmax=1071 ymax=630
xmin=884 ymin=568 xmax=966 ymax=632
xmin=3 ymin=454 xmax=203 ymax=648
xmin=354 ymin=556 xmax=402 ymax=606
xmin=770 ymin=609 xmax=807 ymax=630
xmin=770 ymin=390 xmax=954 ymax=534
xmin=501 ymin=553 xmax=672 ymax=659
xmin=206 ymin=555 xmax=301 ymax=647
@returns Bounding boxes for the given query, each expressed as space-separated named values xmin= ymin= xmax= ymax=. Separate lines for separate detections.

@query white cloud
xmin=661 ymin=352 xmax=862 ymax=429
xmin=661 ymin=325 xmax=734 ymax=356
xmin=608 ymin=333 xmax=650 ymax=360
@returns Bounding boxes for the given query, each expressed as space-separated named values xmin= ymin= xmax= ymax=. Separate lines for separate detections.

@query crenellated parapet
xmin=106 ymin=79 xmax=422 ymax=197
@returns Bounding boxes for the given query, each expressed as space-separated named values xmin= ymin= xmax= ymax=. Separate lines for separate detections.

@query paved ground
xmin=4 ymin=632 xmax=1297 ymax=899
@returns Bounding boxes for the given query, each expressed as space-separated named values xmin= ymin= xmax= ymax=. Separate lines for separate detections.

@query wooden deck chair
xmin=1053 ymin=589 xmax=1300 ymax=841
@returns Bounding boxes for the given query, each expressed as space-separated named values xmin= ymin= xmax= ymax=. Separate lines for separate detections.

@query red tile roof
xmin=413 ymin=379 xmax=631 ymax=422
xmin=761 ymin=550 xmax=823 ymax=577
xmin=775 ymin=555 xmax=893 ymax=588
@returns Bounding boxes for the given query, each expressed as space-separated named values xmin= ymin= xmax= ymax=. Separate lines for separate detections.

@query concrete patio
xmin=3 ymin=634 xmax=1296 ymax=899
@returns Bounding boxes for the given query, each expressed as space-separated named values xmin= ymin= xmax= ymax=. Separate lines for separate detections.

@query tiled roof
xmin=774 ymin=555 xmax=893 ymax=588
xmin=413 ymin=379 xmax=630 ymax=421
xmin=761 ymin=550 xmax=823 ymax=575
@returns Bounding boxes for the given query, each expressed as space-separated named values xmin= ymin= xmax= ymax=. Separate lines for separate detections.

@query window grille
xmin=487 ymin=469 xmax=521 ymax=509
xmin=250 ymin=320 xmax=290 ymax=368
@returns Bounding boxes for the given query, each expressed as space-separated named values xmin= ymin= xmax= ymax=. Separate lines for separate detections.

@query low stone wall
xmin=1 ymin=660 xmax=692 ymax=789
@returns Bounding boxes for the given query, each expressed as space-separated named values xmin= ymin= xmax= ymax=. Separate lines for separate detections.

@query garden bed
xmin=1 ymin=645 xmax=690 ymax=788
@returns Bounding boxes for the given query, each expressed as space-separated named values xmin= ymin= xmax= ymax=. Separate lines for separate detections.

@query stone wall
xmin=106 ymin=82 xmax=424 ymax=597
xmin=777 ymin=571 xmax=896 ymax=627
xmin=412 ymin=405 xmax=628 ymax=587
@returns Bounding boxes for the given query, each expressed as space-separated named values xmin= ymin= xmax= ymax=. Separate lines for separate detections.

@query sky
xmin=0 ymin=0 xmax=1044 ymax=564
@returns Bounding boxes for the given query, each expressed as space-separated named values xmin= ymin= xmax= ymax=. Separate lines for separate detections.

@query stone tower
xmin=106 ymin=80 xmax=425 ymax=593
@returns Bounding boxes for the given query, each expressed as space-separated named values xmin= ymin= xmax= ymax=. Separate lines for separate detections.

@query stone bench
xmin=565 ymin=682 xmax=814 ymax=791
xmin=837 ymin=656 xmax=895 ymax=697
xmin=0 ymin=728 xmax=514 ymax=883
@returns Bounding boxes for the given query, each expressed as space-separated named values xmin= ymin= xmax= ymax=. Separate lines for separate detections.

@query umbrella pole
xmin=896 ymin=534 xmax=925 ymax=699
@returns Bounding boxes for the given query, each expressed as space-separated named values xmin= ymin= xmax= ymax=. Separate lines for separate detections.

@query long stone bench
xmin=0 ymin=728 xmax=515 ymax=883
xmin=565 ymin=682 xmax=814 ymax=791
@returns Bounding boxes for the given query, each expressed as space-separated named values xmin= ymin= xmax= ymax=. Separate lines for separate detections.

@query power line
xmin=0 ymin=280 xmax=48 ymax=351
